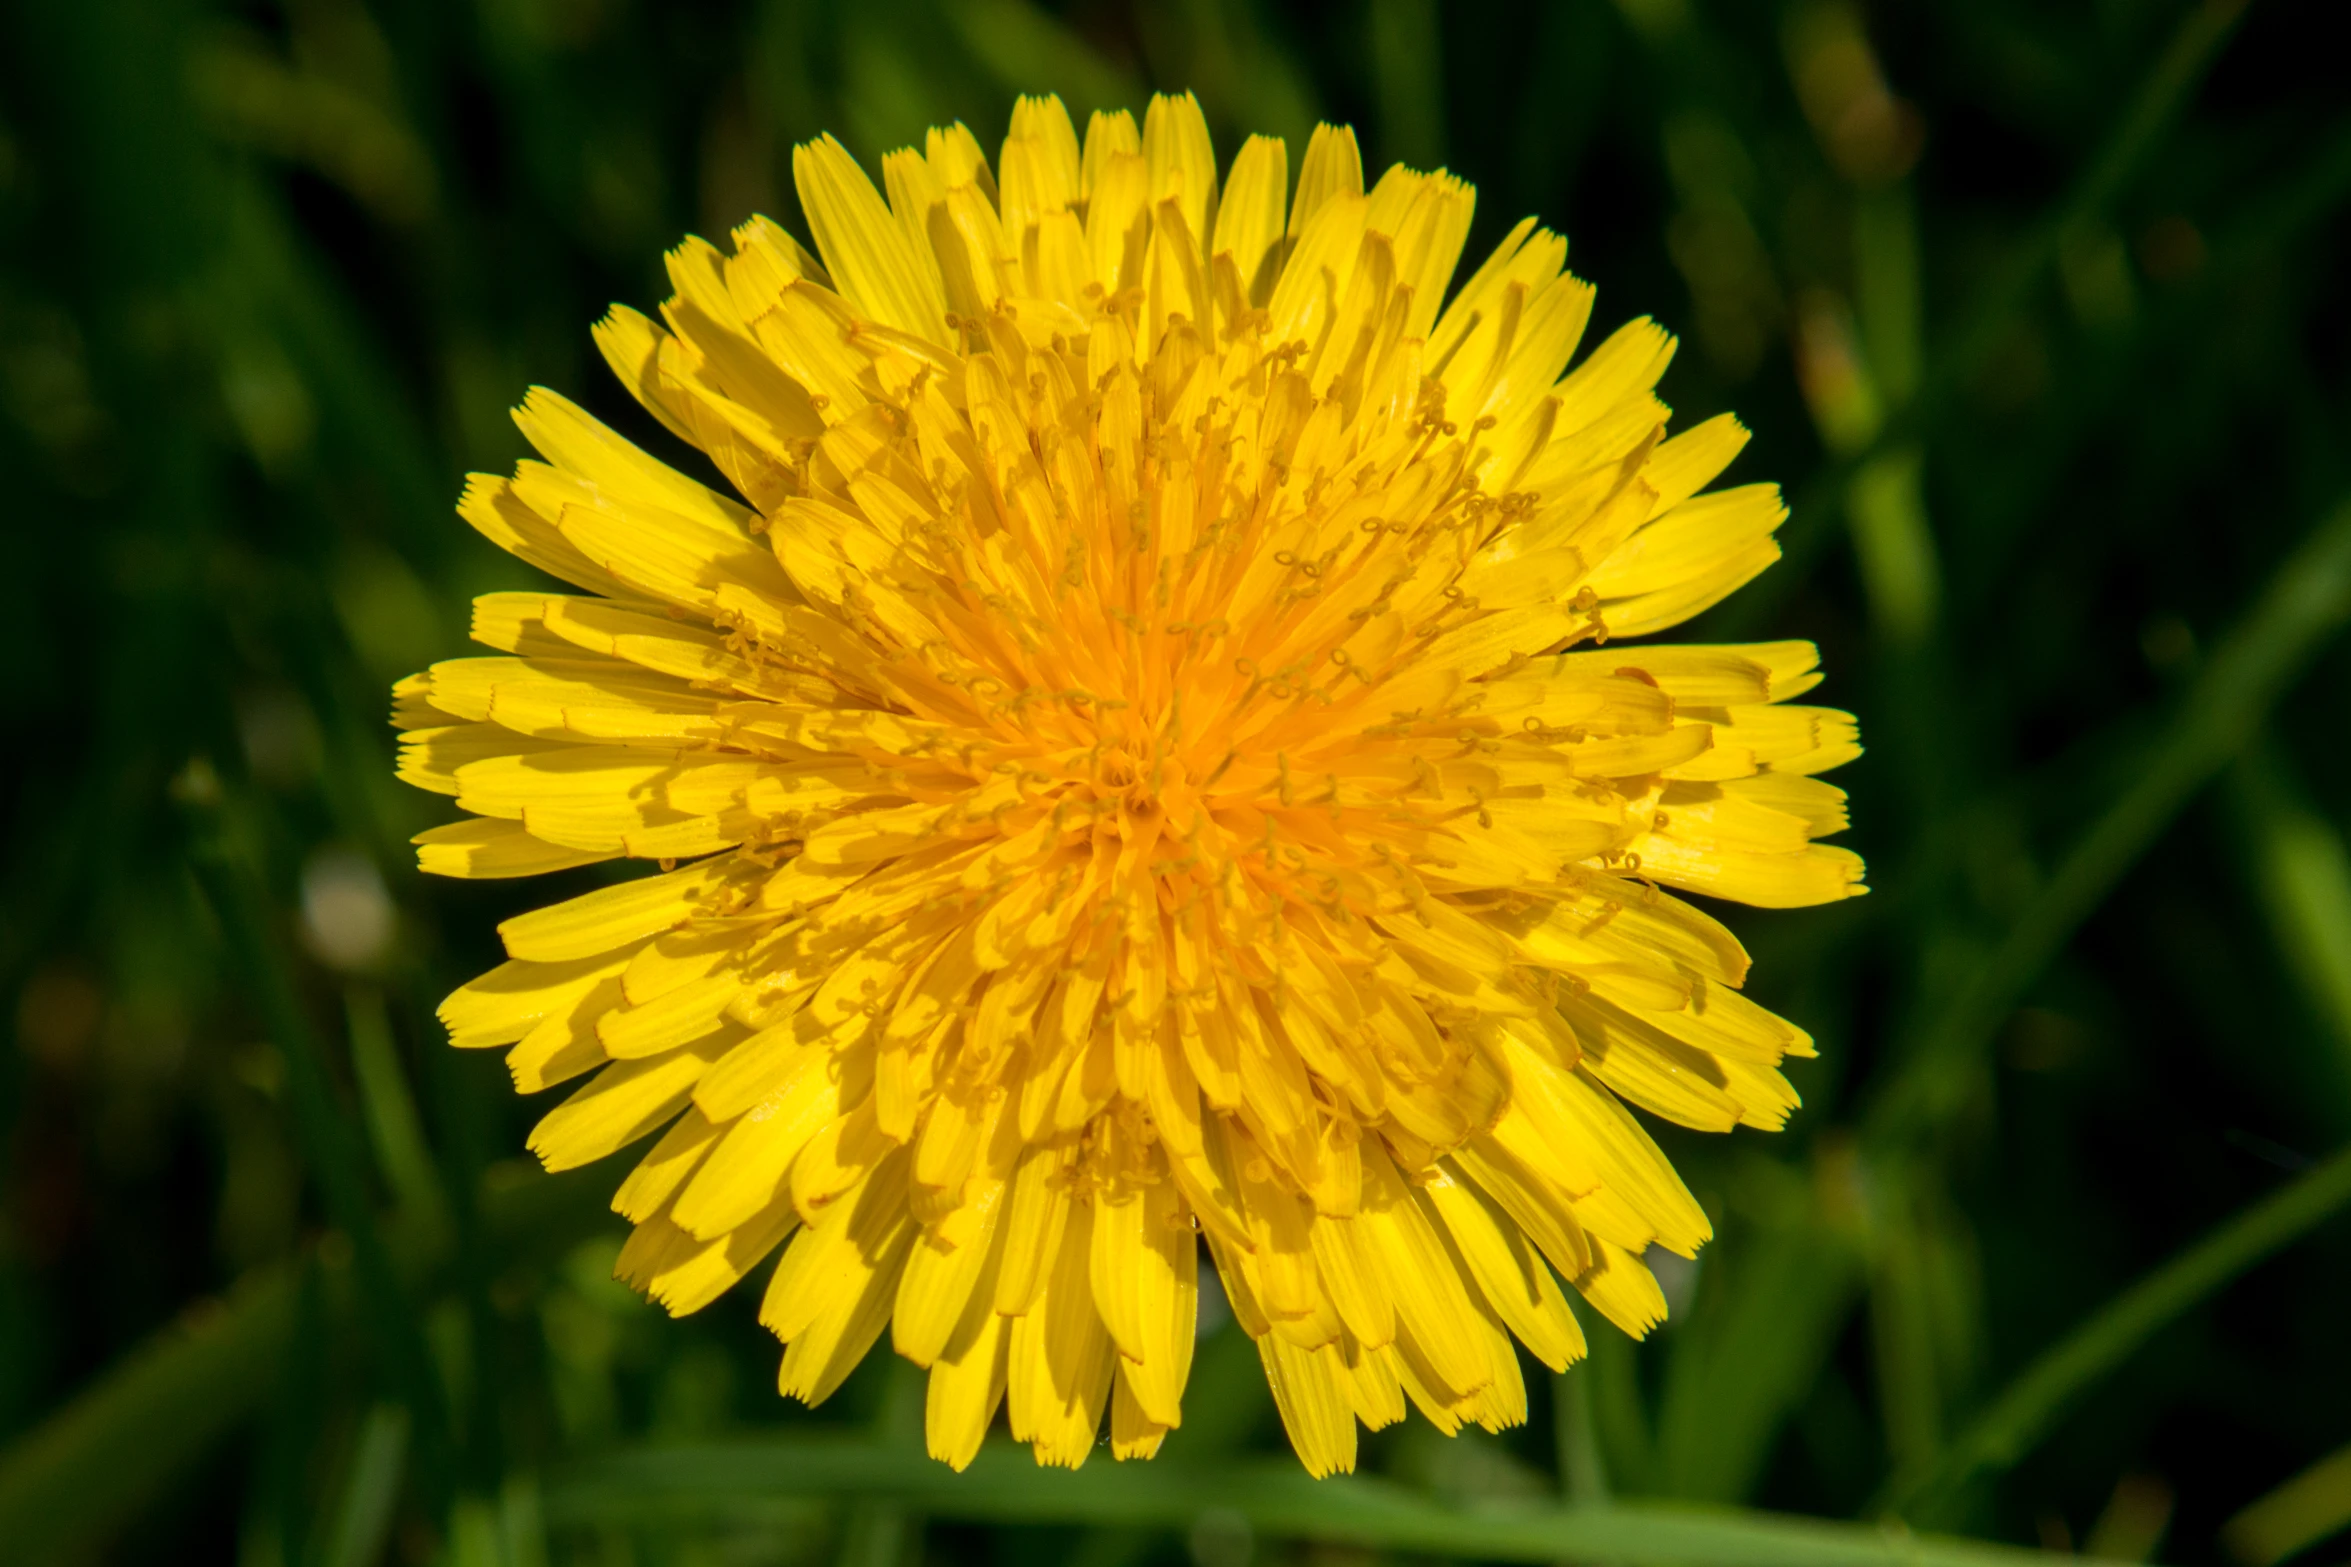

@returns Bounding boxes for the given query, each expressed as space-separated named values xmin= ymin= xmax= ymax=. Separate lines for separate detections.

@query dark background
xmin=4 ymin=0 xmax=2351 ymax=1562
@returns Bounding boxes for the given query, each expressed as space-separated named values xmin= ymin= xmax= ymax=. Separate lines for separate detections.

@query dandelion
xmin=396 ymin=92 xmax=1863 ymax=1476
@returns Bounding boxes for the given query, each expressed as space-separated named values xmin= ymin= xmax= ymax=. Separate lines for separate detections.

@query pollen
xmin=397 ymin=92 xmax=1864 ymax=1477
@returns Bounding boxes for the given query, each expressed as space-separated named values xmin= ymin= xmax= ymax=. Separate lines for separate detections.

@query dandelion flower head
xmin=396 ymin=92 xmax=1865 ymax=1476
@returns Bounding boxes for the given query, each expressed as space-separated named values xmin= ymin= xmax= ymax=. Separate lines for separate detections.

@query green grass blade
xmin=1720 ymin=0 xmax=2253 ymax=637
xmin=1865 ymin=490 xmax=2351 ymax=1153
xmin=1847 ymin=184 xmax=1937 ymax=648
xmin=321 ymin=1404 xmax=411 ymax=1567
xmin=2223 ymin=1440 xmax=2351 ymax=1566
xmin=1888 ymin=1143 xmax=2351 ymax=1519
xmin=542 ymin=1438 xmax=2134 ymax=1567
xmin=1555 ymin=1366 xmax=1611 ymax=1506
xmin=1864 ymin=1174 xmax=1983 ymax=1481
xmin=347 ymin=986 xmax=452 ymax=1244
xmin=183 ymin=795 xmax=455 ymax=1505
xmin=1652 ymin=1165 xmax=1865 ymax=1503
xmin=1589 ymin=1318 xmax=1656 ymax=1495
xmin=0 ymin=1167 xmax=612 ymax=1563
xmin=0 ymin=1266 xmax=299 ymax=1564
xmin=1919 ymin=0 xmax=2250 ymax=398
xmin=2228 ymin=744 xmax=2351 ymax=1123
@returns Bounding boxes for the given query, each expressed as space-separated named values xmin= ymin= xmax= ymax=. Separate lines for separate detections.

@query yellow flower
xmin=396 ymin=92 xmax=1863 ymax=1477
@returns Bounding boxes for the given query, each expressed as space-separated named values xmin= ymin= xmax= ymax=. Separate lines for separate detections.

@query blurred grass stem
xmin=0 ymin=1166 xmax=613 ymax=1562
xmin=321 ymin=1404 xmax=411 ymax=1567
xmin=1555 ymin=1367 xmax=1612 ymax=1506
xmin=1724 ymin=0 xmax=2253 ymax=637
xmin=2226 ymin=744 xmax=2351 ymax=1122
xmin=1864 ymin=490 xmax=2351 ymax=1153
xmin=2223 ymin=1439 xmax=2351 ymax=1566
xmin=0 ymin=1264 xmax=301 ymax=1564
xmin=347 ymin=985 xmax=453 ymax=1247
xmin=185 ymin=793 xmax=456 ymax=1512
xmin=1847 ymin=185 xmax=1937 ymax=648
xmin=1885 ymin=1143 xmax=2351 ymax=1521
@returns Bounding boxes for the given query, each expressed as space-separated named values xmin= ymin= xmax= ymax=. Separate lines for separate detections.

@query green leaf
xmin=543 ymin=1438 xmax=2134 ymax=1567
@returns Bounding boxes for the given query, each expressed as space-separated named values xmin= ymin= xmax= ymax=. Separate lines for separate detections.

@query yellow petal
xmin=1088 ymin=1161 xmax=1196 ymax=1425
xmin=767 ymin=1151 xmax=918 ymax=1404
xmin=1211 ymin=134 xmax=1287 ymax=307
xmin=674 ymin=1043 xmax=865 ymax=1238
xmin=527 ymin=1033 xmax=732 ymax=1171
xmin=1008 ymin=1198 xmax=1114 ymax=1468
xmin=414 ymin=817 xmax=614 ymax=879
xmin=1288 ymin=122 xmax=1364 ymax=242
xmin=622 ymin=1188 xmax=798 ymax=1317
xmin=925 ymin=1305 xmax=1010 ymax=1472
xmin=514 ymin=386 xmax=755 ymax=536
xmin=1109 ymin=1367 xmax=1170 ymax=1461
xmin=456 ymin=474 xmax=638 ymax=602
xmin=896 ymin=1177 xmax=1008 ymax=1367
xmin=1573 ymin=1234 xmax=1669 ymax=1339
xmin=441 ymin=950 xmax=632 ymax=1049
xmin=613 ymin=1107 xmax=722 ymax=1222
xmin=1353 ymin=1142 xmax=1491 ymax=1398
xmin=591 ymin=304 xmax=697 ymax=443
xmin=597 ymin=970 xmax=741 ymax=1059
xmin=1422 ymin=1167 xmax=1586 ymax=1372
xmin=1644 ymin=411 xmax=1751 ymax=515
xmin=994 ymin=1141 xmax=1075 ymax=1316
xmin=1084 ymin=147 xmax=1149 ymax=296
xmin=1081 ymin=108 xmax=1140 ymax=193
xmin=1256 ymin=1333 xmax=1357 ymax=1478
xmin=1141 ymin=92 xmax=1217 ymax=263
xmin=999 ymin=94 xmax=1081 ymax=234
xmin=794 ymin=134 xmax=949 ymax=347
xmin=498 ymin=854 xmax=755 ymax=962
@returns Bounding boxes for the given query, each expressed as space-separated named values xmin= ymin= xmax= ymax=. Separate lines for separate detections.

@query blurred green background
xmin=5 ymin=0 xmax=2351 ymax=1563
